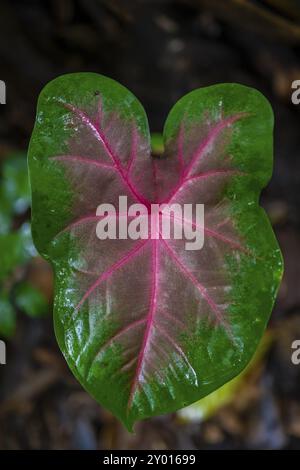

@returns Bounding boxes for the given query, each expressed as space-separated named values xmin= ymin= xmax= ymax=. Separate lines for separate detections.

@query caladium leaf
xmin=28 ymin=73 xmax=283 ymax=430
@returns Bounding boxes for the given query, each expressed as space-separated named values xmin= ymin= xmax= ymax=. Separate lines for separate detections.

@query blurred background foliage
xmin=0 ymin=0 xmax=300 ymax=450
xmin=191 ymin=0 xmax=300 ymax=43
xmin=0 ymin=154 xmax=48 ymax=337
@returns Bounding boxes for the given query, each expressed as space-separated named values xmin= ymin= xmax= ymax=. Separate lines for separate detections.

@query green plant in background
xmin=151 ymin=132 xmax=164 ymax=156
xmin=0 ymin=153 xmax=48 ymax=338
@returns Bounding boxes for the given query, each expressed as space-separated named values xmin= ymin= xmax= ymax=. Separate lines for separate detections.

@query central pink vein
xmin=128 ymin=237 xmax=158 ymax=407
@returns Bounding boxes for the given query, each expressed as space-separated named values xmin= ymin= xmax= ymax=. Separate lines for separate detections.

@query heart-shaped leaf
xmin=28 ymin=73 xmax=283 ymax=430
